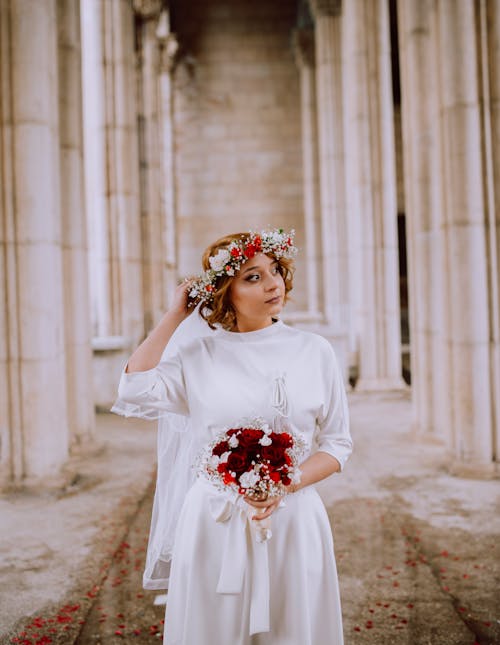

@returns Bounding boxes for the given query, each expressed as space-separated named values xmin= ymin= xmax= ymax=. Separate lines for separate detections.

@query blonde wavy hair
xmin=199 ymin=232 xmax=295 ymax=330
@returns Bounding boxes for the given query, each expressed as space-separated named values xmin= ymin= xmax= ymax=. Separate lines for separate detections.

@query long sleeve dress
xmin=117 ymin=319 xmax=352 ymax=645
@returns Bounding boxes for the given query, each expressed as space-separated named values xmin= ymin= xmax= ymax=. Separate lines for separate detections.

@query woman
xmin=114 ymin=229 xmax=352 ymax=645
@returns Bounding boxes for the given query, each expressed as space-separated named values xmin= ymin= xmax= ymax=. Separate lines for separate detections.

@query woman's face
xmin=229 ymin=253 xmax=285 ymax=328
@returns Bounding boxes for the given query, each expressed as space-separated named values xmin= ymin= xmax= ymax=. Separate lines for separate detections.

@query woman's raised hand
xmin=169 ymin=280 xmax=195 ymax=318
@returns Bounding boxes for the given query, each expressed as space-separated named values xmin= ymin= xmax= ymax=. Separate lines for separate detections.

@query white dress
xmin=117 ymin=320 xmax=352 ymax=645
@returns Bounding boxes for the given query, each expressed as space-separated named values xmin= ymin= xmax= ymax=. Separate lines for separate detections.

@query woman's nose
xmin=265 ymin=271 xmax=281 ymax=290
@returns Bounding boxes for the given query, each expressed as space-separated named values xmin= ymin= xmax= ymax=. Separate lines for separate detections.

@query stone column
xmin=438 ymin=0 xmax=497 ymax=473
xmin=342 ymin=0 xmax=404 ymax=390
xmin=484 ymin=0 xmax=500 ymax=469
xmin=0 ymin=0 xmax=69 ymax=484
xmin=81 ymin=0 xmax=110 ymax=339
xmin=399 ymin=0 xmax=499 ymax=474
xmin=292 ymin=27 xmax=323 ymax=320
xmin=81 ymin=0 xmax=143 ymax=407
xmin=157 ymin=10 xmax=180 ymax=308
xmin=397 ymin=0 xmax=451 ymax=440
xmin=0 ymin=0 xmax=20 ymax=487
xmin=309 ymin=0 xmax=349 ymax=366
xmin=134 ymin=0 xmax=166 ymax=331
xmin=57 ymin=0 xmax=95 ymax=449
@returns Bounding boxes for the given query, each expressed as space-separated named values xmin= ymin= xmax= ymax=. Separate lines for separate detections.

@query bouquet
xmin=199 ymin=418 xmax=306 ymax=541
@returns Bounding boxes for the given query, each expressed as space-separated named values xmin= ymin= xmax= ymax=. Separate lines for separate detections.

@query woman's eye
xmin=246 ymin=274 xmax=260 ymax=282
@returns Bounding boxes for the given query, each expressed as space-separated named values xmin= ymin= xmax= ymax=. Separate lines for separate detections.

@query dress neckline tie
xmin=271 ymin=372 xmax=289 ymax=418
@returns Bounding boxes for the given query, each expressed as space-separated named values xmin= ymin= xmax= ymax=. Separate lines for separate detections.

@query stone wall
xmin=171 ymin=0 xmax=308 ymax=310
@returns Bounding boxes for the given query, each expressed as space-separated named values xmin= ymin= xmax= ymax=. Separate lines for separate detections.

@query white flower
xmin=208 ymin=249 xmax=231 ymax=272
xmin=228 ymin=434 xmax=239 ymax=448
xmin=239 ymin=470 xmax=260 ymax=489
xmin=220 ymin=451 xmax=231 ymax=463
xmin=259 ymin=435 xmax=272 ymax=446
xmin=208 ymin=455 xmax=220 ymax=469
xmin=261 ymin=423 xmax=271 ymax=435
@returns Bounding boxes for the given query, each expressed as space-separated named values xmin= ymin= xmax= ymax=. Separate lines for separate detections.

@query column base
xmin=355 ymin=376 xmax=409 ymax=392
xmin=448 ymin=459 xmax=500 ymax=480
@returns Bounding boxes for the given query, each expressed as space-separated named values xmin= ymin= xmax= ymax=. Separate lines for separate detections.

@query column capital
xmin=309 ymin=0 xmax=342 ymax=18
xmin=292 ymin=28 xmax=315 ymax=68
xmin=154 ymin=10 xmax=179 ymax=72
xmin=133 ymin=0 xmax=163 ymax=20
xmin=157 ymin=34 xmax=179 ymax=73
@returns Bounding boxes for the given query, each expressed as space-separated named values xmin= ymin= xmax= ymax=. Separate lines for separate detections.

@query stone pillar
xmin=292 ymin=28 xmax=323 ymax=321
xmin=484 ymin=0 xmax=500 ymax=469
xmin=134 ymin=0 xmax=166 ymax=331
xmin=342 ymin=0 xmax=404 ymax=390
xmin=57 ymin=0 xmax=95 ymax=449
xmin=399 ymin=0 xmax=499 ymax=474
xmin=309 ymin=0 xmax=349 ymax=366
xmin=438 ymin=0 xmax=497 ymax=473
xmin=81 ymin=0 xmax=143 ymax=407
xmin=0 ymin=0 xmax=20 ymax=487
xmin=397 ymin=0 xmax=451 ymax=441
xmin=81 ymin=0 xmax=110 ymax=339
xmin=0 ymin=0 xmax=69 ymax=484
xmin=156 ymin=11 xmax=180 ymax=309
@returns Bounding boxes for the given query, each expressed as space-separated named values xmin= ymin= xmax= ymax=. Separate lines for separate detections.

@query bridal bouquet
xmin=199 ymin=418 xmax=305 ymax=540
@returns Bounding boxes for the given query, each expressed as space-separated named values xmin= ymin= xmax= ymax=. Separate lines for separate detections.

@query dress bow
xmin=203 ymin=479 xmax=271 ymax=635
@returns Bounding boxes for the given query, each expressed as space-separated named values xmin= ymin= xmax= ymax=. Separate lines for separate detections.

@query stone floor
xmin=1 ymin=392 xmax=499 ymax=645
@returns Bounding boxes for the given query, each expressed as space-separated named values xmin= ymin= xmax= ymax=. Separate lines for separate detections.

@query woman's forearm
xmin=292 ymin=451 xmax=340 ymax=492
xmin=126 ymin=310 xmax=187 ymax=373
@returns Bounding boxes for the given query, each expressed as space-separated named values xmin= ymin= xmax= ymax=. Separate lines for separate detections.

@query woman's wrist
xmin=286 ymin=482 xmax=301 ymax=494
xmin=164 ymin=308 xmax=189 ymax=323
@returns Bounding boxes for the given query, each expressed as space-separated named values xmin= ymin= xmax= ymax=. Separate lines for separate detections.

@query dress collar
xmin=215 ymin=318 xmax=284 ymax=342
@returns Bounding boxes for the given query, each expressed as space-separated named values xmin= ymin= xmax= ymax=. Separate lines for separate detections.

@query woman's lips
xmin=265 ymin=295 xmax=281 ymax=304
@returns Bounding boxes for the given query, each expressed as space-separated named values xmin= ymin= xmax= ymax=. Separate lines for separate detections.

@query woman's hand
xmin=169 ymin=280 xmax=194 ymax=318
xmin=244 ymin=494 xmax=283 ymax=521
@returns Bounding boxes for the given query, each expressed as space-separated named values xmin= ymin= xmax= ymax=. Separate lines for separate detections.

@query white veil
xmin=110 ymin=305 xmax=214 ymax=589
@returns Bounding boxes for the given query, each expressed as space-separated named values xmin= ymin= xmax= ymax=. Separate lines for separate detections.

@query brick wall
xmin=171 ymin=0 xmax=307 ymax=309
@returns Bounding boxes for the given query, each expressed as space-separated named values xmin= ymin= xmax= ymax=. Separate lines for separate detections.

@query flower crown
xmin=187 ymin=228 xmax=298 ymax=306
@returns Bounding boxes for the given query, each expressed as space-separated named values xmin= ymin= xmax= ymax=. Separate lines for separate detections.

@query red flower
xmin=269 ymin=471 xmax=280 ymax=483
xmin=227 ymin=452 xmax=248 ymax=474
xmin=230 ymin=247 xmax=242 ymax=258
xmin=261 ymin=444 xmax=287 ymax=467
xmin=217 ymin=462 xmax=228 ymax=473
xmin=213 ymin=440 xmax=229 ymax=456
xmin=282 ymin=475 xmax=291 ymax=486
xmin=271 ymin=432 xmax=293 ymax=448
xmin=223 ymin=472 xmax=235 ymax=485
xmin=243 ymin=244 xmax=256 ymax=258
xmin=238 ymin=429 xmax=263 ymax=448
